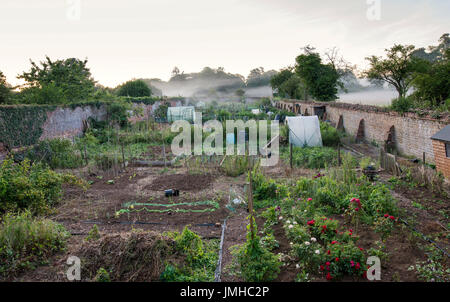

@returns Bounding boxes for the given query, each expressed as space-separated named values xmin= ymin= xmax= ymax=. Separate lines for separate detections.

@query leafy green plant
xmin=21 ymin=139 xmax=84 ymax=169
xmin=250 ymin=167 xmax=279 ymax=205
xmin=260 ymin=206 xmax=279 ymax=233
xmin=260 ymin=233 xmax=279 ymax=251
xmin=0 ymin=211 xmax=69 ymax=276
xmin=0 ymin=158 xmax=86 ymax=214
xmin=367 ymin=241 xmax=389 ymax=264
xmin=94 ymin=268 xmax=111 ymax=282
xmin=221 ymin=155 xmax=248 ymax=177
xmin=408 ymin=246 xmax=450 ymax=282
xmin=320 ymin=122 xmax=340 ymax=147
xmin=229 ymin=217 xmax=280 ymax=282
xmin=390 ymin=97 xmax=413 ymax=113
xmin=160 ymin=227 xmax=219 ymax=282
xmin=373 ymin=215 xmax=397 ymax=241
xmin=282 ymin=147 xmax=337 ymax=169
xmin=85 ymin=224 xmax=100 ymax=242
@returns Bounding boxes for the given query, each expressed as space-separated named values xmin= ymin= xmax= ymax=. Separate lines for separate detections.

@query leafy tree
xmin=235 ymin=88 xmax=246 ymax=103
xmin=412 ymin=48 xmax=450 ymax=107
xmin=0 ymin=71 xmax=11 ymax=104
xmin=295 ymin=52 xmax=340 ymax=101
xmin=18 ymin=56 xmax=95 ymax=103
xmin=25 ymin=84 xmax=66 ymax=105
xmin=413 ymin=33 xmax=449 ymax=62
xmin=246 ymin=67 xmax=277 ymax=88
xmin=270 ymin=68 xmax=306 ymax=100
xmin=168 ymin=66 xmax=245 ymax=95
xmin=364 ymin=45 xmax=426 ymax=99
xmin=154 ymin=102 xmax=169 ymax=120
xmin=116 ymin=79 xmax=152 ymax=97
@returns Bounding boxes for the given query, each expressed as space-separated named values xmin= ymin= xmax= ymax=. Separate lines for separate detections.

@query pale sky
xmin=1 ymin=0 xmax=449 ymax=87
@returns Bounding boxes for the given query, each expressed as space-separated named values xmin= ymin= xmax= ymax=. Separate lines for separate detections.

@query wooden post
xmin=84 ymin=145 xmax=88 ymax=166
xmin=163 ymin=143 xmax=167 ymax=167
xmin=248 ymin=169 xmax=254 ymax=240
xmin=121 ymin=143 xmax=125 ymax=169
xmin=290 ymin=143 xmax=293 ymax=169
xmin=338 ymin=144 xmax=341 ymax=166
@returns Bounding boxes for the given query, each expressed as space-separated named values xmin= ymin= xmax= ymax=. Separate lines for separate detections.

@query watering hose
xmin=399 ymin=218 xmax=450 ymax=258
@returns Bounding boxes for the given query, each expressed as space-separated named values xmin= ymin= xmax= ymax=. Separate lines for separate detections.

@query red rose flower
xmin=326 ymin=261 xmax=331 ymax=266
xmin=384 ymin=214 xmax=389 ymax=218
xmin=326 ymin=273 xmax=333 ymax=280
xmin=307 ymin=198 xmax=313 ymax=202
xmin=389 ymin=216 xmax=395 ymax=220
xmin=331 ymin=241 xmax=337 ymax=244
xmin=327 ymin=250 xmax=331 ymax=255
xmin=320 ymin=265 xmax=324 ymax=271
xmin=355 ymin=262 xmax=361 ymax=269
xmin=335 ymin=257 xmax=339 ymax=262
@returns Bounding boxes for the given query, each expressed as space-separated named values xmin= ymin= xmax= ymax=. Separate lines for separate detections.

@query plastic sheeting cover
xmin=167 ymin=106 xmax=195 ymax=122
xmin=286 ymin=116 xmax=323 ymax=147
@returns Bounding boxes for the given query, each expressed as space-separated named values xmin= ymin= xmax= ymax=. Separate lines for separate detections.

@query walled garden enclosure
xmin=0 ymin=99 xmax=448 ymax=282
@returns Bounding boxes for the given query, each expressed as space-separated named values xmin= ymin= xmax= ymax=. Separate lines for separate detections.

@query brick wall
xmin=275 ymin=100 xmax=448 ymax=164
xmin=432 ymin=140 xmax=450 ymax=179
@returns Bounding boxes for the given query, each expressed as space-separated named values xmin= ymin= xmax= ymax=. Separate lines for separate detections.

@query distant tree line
xmin=1 ymin=34 xmax=448 ymax=110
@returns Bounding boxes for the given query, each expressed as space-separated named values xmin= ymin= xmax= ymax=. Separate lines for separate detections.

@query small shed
xmin=431 ymin=125 xmax=450 ymax=179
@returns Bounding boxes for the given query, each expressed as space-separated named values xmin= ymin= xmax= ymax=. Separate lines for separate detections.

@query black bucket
xmin=165 ymin=189 xmax=180 ymax=197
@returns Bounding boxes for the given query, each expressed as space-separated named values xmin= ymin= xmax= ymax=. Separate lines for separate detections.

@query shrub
xmin=94 ymin=153 xmax=122 ymax=171
xmin=160 ymin=227 xmax=219 ymax=282
xmin=116 ymin=79 xmax=151 ymax=97
xmin=106 ymin=100 xmax=132 ymax=127
xmin=221 ymin=155 xmax=248 ymax=177
xmin=373 ymin=215 xmax=397 ymax=241
xmin=0 ymin=158 xmax=86 ymax=214
xmin=251 ymin=167 xmax=279 ymax=204
xmin=85 ymin=224 xmax=100 ymax=242
xmin=94 ymin=268 xmax=111 ymax=282
xmin=21 ymin=139 xmax=84 ymax=169
xmin=260 ymin=206 xmax=278 ymax=232
xmin=320 ymin=122 xmax=340 ymax=147
xmin=230 ymin=218 xmax=280 ymax=282
xmin=282 ymin=147 xmax=338 ymax=169
xmin=321 ymin=242 xmax=366 ymax=280
xmin=0 ymin=211 xmax=69 ymax=277
xmin=390 ymin=97 xmax=413 ymax=113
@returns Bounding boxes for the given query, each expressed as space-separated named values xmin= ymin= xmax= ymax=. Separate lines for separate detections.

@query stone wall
xmin=0 ymin=101 xmax=167 ymax=149
xmin=40 ymin=105 xmax=107 ymax=141
xmin=275 ymin=100 xmax=449 ymax=164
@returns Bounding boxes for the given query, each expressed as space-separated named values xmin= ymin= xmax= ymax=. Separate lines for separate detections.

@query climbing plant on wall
xmin=0 ymin=105 xmax=55 ymax=148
